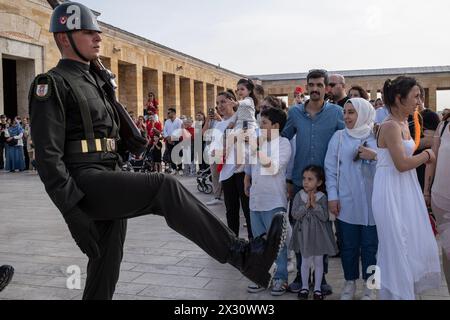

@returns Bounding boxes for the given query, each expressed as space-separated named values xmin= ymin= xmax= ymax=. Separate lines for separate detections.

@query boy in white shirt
xmin=244 ymin=108 xmax=292 ymax=296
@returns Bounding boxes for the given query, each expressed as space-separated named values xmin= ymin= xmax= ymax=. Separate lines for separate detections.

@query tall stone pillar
xmin=428 ymin=86 xmax=437 ymax=111
xmin=370 ymin=86 xmax=378 ymax=100
xmin=180 ymin=78 xmax=195 ymax=117
xmin=288 ymin=92 xmax=295 ymax=107
xmin=156 ymin=70 xmax=164 ymax=120
xmin=194 ymin=81 xmax=207 ymax=114
xmin=136 ymin=64 xmax=144 ymax=116
xmin=206 ymin=84 xmax=217 ymax=110
xmin=0 ymin=54 xmax=4 ymax=115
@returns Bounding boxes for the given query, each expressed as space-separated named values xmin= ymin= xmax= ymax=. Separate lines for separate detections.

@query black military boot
xmin=227 ymin=212 xmax=287 ymax=288
xmin=0 ymin=265 xmax=14 ymax=292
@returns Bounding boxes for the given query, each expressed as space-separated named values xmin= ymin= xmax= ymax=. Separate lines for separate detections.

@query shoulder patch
xmin=33 ymin=74 xmax=53 ymax=101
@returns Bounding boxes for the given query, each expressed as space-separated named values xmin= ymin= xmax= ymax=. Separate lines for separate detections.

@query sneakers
xmin=206 ymin=198 xmax=222 ymax=206
xmin=271 ymin=279 xmax=288 ymax=296
xmin=361 ymin=285 xmax=375 ymax=300
xmin=0 ymin=265 xmax=14 ymax=292
xmin=288 ymin=273 xmax=302 ymax=293
xmin=247 ymin=282 xmax=265 ymax=294
xmin=340 ymin=280 xmax=356 ymax=300
xmin=227 ymin=212 xmax=288 ymax=288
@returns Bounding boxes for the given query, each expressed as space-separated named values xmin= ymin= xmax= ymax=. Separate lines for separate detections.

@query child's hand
xmin=309 ymin=192 xmax=316 ymax=208
xmin=227 ymin=122 xmax=235 ymax=130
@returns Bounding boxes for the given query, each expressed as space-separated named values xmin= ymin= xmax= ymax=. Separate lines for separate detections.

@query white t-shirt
xmin=249 ymin=137 xmax=292 ymax=212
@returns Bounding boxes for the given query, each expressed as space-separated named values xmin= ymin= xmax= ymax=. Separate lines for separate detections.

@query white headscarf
xmin=345 ymin=98 xmax=376 ymax=139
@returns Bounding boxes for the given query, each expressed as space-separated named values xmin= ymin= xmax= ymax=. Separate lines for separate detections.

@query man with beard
xmin=282 ymin=69 xmax=344 ymax=297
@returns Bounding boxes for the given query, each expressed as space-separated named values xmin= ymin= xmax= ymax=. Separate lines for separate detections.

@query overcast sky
xmin=76 ymin=0 xmax=450 ymax=109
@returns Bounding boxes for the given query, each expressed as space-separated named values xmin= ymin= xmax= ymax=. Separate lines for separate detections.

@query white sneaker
xmin=206 ymin=198 xmax=222 ymax=206
xmin=178 ymin=170 xmax=184 ymax=176
xmin=361 ymin=285 xmax=375 ymax=300
xmin=340 ymin=280 xmax=356 ymax=300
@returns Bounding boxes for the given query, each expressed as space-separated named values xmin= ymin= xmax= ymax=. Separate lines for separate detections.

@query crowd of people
xmin=132 ymin=71 xmax=449 ymax=300
xmin=2 ymin=69 xmax=450 ymax=301
xmin=0 ymin=115 xmax=34 ymax=172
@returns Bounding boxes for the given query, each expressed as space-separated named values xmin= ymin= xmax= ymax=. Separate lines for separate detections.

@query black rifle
xmin=47 ymin=0 xmax=148 ymax=155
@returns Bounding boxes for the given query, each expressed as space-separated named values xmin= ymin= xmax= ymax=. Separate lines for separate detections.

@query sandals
xmin=298 ymin=289 xmax=309 ymax=300
xmin=313 ymin=290 xmax=324 ymax=300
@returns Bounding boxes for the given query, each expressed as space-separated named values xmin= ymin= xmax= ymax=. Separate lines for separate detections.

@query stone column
xmin=0 ymin=53 xmax=4 ymax=115
xmin=370 ymin=85 xmax=378 ymax=100
xmin=428 ymin=86 xmax=437 ymax=111
xmin=174 ymin=74 xmax=181 ymax=113
xmin=156 ymin=70 xmax=164 ymax=120
xmin=136 ymin=64 xmax=144 ymax=116
xmin=288 ymin=92 xmax=295 ymax=107
xmin=194 ymin=81 xmax=207 ymax=114
xmin=206 ymin=84 xmax=217 ymax=110
xmin=180 ymin=78 xmax=195 ymax=117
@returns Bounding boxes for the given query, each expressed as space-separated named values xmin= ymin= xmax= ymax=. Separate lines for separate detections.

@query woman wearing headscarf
xmin=4 ymin=116 xmax=25 ymax=172
xmin=325 ymin=98 xmax=378 ymax=300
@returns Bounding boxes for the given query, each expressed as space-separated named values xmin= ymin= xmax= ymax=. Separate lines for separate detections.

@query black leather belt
xmin=65 ymin=138 xmax=118 ymax=155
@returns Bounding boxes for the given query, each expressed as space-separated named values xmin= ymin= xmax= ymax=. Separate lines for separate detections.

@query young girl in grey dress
xmin=291 ymin=166 xmax=337 ymax=300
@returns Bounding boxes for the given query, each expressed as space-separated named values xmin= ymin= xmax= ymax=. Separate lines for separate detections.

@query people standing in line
xmin=244 ymin=107 xmax=291 ymax=296
xmin=372 ymin=76 xmax=441 ymax=300
xmin=4 ymin=116 xmax=25 ymax=172
xmin=348 ymin=86 xmax=369 ymax=100
xmin=0 ymin=114 xmax=8 ymax=170
xmin=163 ymin=108 xmax=183 ymax=175
xmin=282 ymin=69 xmax=345 ymax=295
xmin=291 ymin=166 xmax=337 ymax=300
xmin=425 ymin=111 xmax=450 ymax=294
xmin=328 ymin=74 xmax=349 ymax=108
xmin=325 ymin=98 xmax=378 ymax=300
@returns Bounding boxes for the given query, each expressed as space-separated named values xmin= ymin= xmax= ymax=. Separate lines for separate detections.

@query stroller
xmin=123 ymin=148 xmax=153 ymax=173
xmin=196 ymin=167 xmax=213 ymax=194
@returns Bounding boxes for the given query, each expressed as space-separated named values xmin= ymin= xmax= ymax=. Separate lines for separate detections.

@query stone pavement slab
xmin=0 ymin=171 xmax=448 ymax=301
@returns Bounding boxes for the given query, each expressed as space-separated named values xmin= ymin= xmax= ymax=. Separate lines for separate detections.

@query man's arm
xmin=29 ymin=74 xmax=85 ymax=215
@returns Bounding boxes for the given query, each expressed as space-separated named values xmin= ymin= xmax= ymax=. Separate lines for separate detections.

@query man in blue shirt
xmin=282 ymin=69 xmax=344 ymax=296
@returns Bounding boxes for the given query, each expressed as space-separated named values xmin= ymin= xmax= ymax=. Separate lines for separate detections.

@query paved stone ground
xmin=0 ymin=171 xmax=448 ymax=300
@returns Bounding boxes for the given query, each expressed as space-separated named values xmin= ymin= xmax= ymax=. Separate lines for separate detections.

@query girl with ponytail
xmin=227 ymin=78 xmax=259 ymax=130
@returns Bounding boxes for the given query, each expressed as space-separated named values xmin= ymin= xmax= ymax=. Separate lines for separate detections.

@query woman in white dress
xmin=373 ymin=76 xmax=441 ymax=300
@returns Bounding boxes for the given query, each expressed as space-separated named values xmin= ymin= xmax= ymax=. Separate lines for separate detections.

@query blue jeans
xmin=337 ymin=219 xmax=378 ymax=281
xmin=291 ymin=184 xmax=329 ymax=276
xmin=250 ymin=208 xmax=288 ymax=282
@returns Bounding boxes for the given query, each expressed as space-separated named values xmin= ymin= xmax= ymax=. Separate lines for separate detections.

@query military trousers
xmin=70 ymin=163 xmax=237 ymax=300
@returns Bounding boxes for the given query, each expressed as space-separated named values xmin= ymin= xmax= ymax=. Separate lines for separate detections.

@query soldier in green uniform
xmin=29 ymin=2 xmax=287 ymax=300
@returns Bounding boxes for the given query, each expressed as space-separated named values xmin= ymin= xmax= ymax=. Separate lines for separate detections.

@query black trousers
xmin=165 ymin=142 xmax=182 ymax=171
xmin=0 ymin=143 xmax=4 ymax=169
xmin=70 ymin=164 xmax=236 ymax=299
xmin=23 ymin=143 xmax=30 ymax=170
xmin=221 ymin=172 xmax=253 ymax=239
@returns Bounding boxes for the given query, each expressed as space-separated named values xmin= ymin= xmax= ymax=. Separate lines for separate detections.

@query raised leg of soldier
xmin=72 ymin=167 xmax=288 ymax=288
xmin=82 ymin=219 xmax=127 ymax=300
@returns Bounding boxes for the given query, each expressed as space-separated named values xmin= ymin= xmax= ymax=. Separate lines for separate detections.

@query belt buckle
xmin=106 ymin=139 xmax=116 ymax=152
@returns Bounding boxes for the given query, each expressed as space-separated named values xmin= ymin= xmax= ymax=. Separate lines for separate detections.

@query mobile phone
xmin=208 ymin=108 xmax=215 ymax=116
xmin=243 ymin=120 xmax=248 ymax=130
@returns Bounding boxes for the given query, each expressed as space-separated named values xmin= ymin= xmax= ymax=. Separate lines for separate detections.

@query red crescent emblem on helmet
xmin=59 ymin=16 xmax=67 ymax=25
